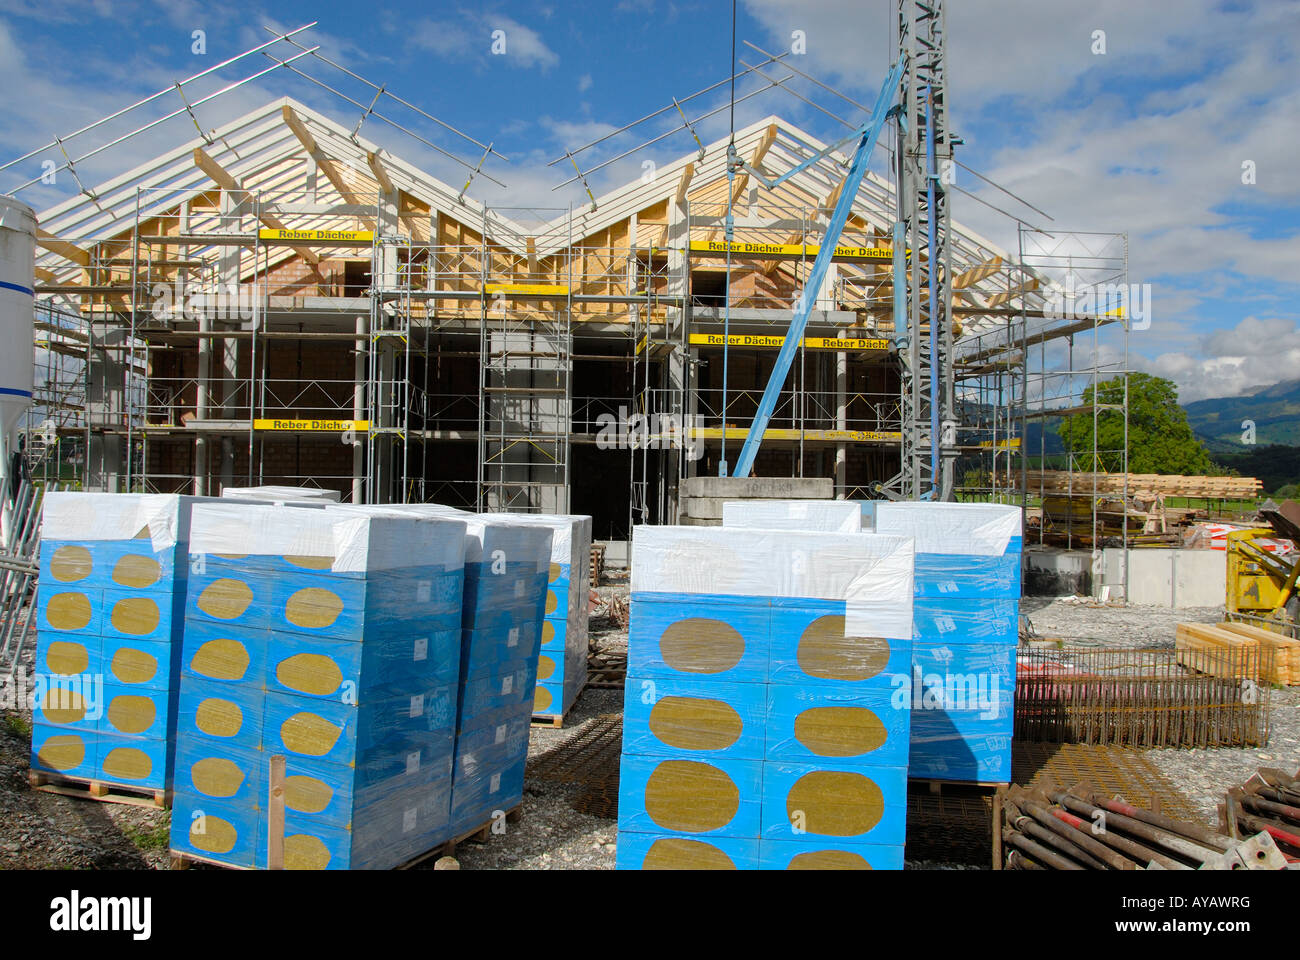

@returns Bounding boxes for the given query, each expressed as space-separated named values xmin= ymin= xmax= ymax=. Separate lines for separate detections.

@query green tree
xmin=1057 ymin=373 xmax=1212 ymax=474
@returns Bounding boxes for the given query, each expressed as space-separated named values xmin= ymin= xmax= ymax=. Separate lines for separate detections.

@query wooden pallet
xmin=170 ymin=806 xmax=523 ymax=870
xmin=169 ymin=850 xmax=250 ymax=871
xmin=29 ymin=770 xmax=170 ymax=809
xmin=909 ymin=777 xmax=1004 ymax=796
xmin=398 ymin=805 xmax=523 ymax=868
xmin=531 ymin=678 xmax=591 ymax=728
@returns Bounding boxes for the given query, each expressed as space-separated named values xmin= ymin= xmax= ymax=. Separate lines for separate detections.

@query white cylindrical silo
xmin=0 ymin=195 xmax=37 ymax=546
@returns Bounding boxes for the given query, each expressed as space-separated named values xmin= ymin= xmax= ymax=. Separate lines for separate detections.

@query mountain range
xmin=1183 ymin=378 xmax=1300 ymax=452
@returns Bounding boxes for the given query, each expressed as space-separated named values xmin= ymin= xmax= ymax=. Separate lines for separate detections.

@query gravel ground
xmin=1021 ymin=596 xmax=1224 ymax=646
xmin=1144 ymin=689 xmax=1300 ymax=824
xmin=452 ymin=687 xmax=624 ymax=870
xmin=0 ymin=710 xmax=173 ymax=869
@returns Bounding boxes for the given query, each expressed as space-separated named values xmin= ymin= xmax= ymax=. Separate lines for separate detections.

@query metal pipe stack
xmin=997 ymin=782 xmax=1294 ymax=870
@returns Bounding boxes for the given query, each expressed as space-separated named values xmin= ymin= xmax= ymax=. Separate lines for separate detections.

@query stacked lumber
xmin=1025 ymin=471 xmax=1262 ymax=500
xmin=1217 ymin=622 xmax=1300 ymax=686
xmin=1174 ymin=623 xmax=1264 ymax=680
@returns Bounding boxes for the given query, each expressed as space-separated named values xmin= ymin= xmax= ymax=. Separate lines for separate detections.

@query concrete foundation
xmin=1102 ymin=547 xmax=1226 ymax=608
xmin=677 ymin=476 xmax=835 ymax=527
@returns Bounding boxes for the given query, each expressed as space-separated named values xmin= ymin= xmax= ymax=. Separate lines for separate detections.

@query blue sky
xmin=2 ymin=0 xmax=1298 ymax=402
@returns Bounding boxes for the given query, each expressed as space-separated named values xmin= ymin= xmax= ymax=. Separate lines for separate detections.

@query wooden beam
xmin=818 ymin=172 xmax=849 ymax=218
xmin=36 ymin=229 xmax=90 ymax=267
xmin=366 ymin=150 xmax=397 ymax=195
xmin=732 ymin=123 xmax=778 ymax=207
xmin=762 ymin=230 xmax=806 ymax=278
xmin=367 ymin=149 xmax=426 ymax=238
xmin=986 ymin=277 xmax=1039 ymax=309
xmin=674 ymin=162 xmax=695 ymax=206
xmin=192 ymin=147 xmax=320 ymax=265
xmin=953 ymin=256 xmax=1003 ymax=291
xmin=708 ymin=125 xmax=779 ymax=242
xmin=283 ymin=105 xmax=362 ymax=206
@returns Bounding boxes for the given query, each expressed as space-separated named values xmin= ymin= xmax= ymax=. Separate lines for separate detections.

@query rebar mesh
xmin=1015 ymin=644 xmax=1273 ymax=748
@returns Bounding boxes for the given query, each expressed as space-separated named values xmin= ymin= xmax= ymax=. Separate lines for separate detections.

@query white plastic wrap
xmin=41 ymin=492 xmax=190 ymax=551
xmin=190 ymin=502 xmax=466 ymax=572
xmin=631 ymin=525 xmax=914 ymax=638
xmin=873 ymin=502 xmax=1021 ymax=556
xmin=325 ymin=503 xmax=551 ymax=573
xmin=480 ymin=512 xmax=591 ymax=569
xmin=721 ymin=500 xmax=862 ymax=533
xmin=220 ymin=485 xmax=341 ymax=502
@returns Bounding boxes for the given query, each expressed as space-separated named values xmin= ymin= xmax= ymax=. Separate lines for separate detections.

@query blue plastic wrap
xmin=95 ymin=731 xmax=171 ymax=790
xmin=170 ymin=505 xmax=469 ymax=869
xmin=628 ymin=593 xmax=773 ymax=683
xmin=759 ymin=760 xmax=907 ymax=846
xmin=621 ymin=674 xmax=768 ymax=762
xmin=912 ymin=598 xmax=1018 ymax=645
xmin=171 ymin=791 xmax=261 ymax=868
xmin=101 ymin=635 xmax=176 ymax=690
xmin=617 ymin=525 xmax=916 ymax=869
xmin=476 ymin=513 xmax=592 ymax=722
xmin=759 ymin=837 xmax=904 ymax=870
xmin=763 ymin=682 xmax=910 ymax=767
xmin=449 ymin=755 xmax=526 ymax=836
xmin=31 ymin=494 xmax=202 ymax=796
xmin=618 ymin=752 xmax=765 ymax=840
xmin=30 ymin=723 xmax=98 ymax=780
xmin=616 ymin=831 xmax=761 ymax=870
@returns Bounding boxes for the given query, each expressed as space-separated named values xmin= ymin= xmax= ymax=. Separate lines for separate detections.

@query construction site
xmin=0 ymin=5 xmax=1297 ymax=890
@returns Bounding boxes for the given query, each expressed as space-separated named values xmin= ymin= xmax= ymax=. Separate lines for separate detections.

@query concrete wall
xmin=1022 ymin=548 xmax=1093 ymax=597
xmin=1102 ymin=547 xmax=1226 ymax=608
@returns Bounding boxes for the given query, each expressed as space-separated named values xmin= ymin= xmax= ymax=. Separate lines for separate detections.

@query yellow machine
xmin=1225 ymin=528 xmax=1299 ymax=627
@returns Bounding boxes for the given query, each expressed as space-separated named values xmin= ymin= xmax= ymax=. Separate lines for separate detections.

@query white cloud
xmin=410 ymin=13 xmax=560 ymax=70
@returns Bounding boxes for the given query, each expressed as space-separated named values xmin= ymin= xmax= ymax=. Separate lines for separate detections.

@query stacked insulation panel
xmin=617 ymin=525 xmax=915 ymax=870
xmin=873 ymin=502 xmax=1022 ymax=783
xmin=721 ymin=499 xmax=862 ymax=534
xmin=318 ymin=503 xmax=557 ymax=830
xmin=32 ymin=493 xmax=198 ymax=793
xmin=169 ymin=503 xmax=468 ymax=869
xmin=448 ymin=516 xmax=553 ymax=835
xmin=220 ymin=485 xmax=341 ymax=502
xmin=480 ymin=513 xmax=592 ymax=721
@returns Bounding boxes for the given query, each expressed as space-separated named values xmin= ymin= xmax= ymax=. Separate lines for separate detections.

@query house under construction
xmin=24 ymin=86 xmax=1128 ymax=543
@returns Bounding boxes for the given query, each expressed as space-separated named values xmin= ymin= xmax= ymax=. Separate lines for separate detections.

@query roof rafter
xmin=192 ymin=145 xmax=321 ymax=265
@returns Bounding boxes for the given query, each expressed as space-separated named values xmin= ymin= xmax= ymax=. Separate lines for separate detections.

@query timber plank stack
xmin=1174 ymin=623 xmax=1268 ymax=681
xmin=1217 ymin=622 xmax=1300 ymax=686
xmin=1024 ymin=471 xmax=1262 ymax=500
